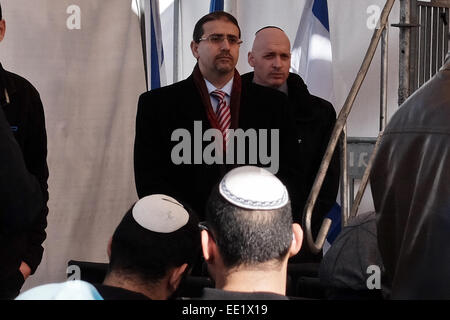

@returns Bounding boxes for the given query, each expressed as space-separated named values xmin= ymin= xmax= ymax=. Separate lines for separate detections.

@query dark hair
xmin=108 ymin=201 xmax=201 ymax=284
xmin=0 ymin=3 xmax=2 ymax=21
xmin=193 ymin=11 xmax=241 ymax=43
xmin=205 ymin=186 xmax=293 ymax=269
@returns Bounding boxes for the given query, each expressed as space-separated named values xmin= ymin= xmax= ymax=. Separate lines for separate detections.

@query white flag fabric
xmin=291 ymin=0 xmax=333 ymax=103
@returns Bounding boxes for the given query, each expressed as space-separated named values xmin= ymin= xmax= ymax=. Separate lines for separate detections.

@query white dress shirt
xmin=204 ymin=78 xmax=234 ymax=114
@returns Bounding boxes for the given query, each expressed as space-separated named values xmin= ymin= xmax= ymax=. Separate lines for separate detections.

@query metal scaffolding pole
xmin=380 ymin=25 xmax=389 ymax=131
xmin=173 ymin=0 xmax=180 ymax=83
xmin=303 ymin=0 xmax=396 ymax=254
xmin=395 ymin=0 xmax=414 ymax=105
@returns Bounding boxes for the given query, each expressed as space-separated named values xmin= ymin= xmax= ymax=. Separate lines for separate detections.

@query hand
xmin=19 ymin=261 xmax=32 ymax=280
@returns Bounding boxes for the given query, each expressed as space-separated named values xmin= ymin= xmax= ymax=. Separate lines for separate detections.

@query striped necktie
xmin=211 ymin=90 xmax=231 ymax=150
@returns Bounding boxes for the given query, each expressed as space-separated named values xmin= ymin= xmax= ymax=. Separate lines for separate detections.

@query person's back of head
xmin=202 ymin=166 xmax=303 ymax=296
xmin=319 ymin=211 xmax=384 ymax=300
xmin=105 ymin=194 xmax=200 ymax=300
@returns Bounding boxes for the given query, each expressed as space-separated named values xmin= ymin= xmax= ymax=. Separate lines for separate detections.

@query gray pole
xmin=398 ymin=0 xmax=411 ymax=106
xmin=173 ymin=0 xmax=180 ymax=83
xmin=340 ymin=127 xmax=348 ymax=228
xmin=380 ymin=25 xmax=389 ymax=131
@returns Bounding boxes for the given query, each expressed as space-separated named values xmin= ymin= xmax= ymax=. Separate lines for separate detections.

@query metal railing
xmin=304 ymin=0 xmax=450 ymax=254
xmin=398 ymin=0 xmax=450 ymax=104
xmin=303 ymin=0 xmax=396 ymax=254
xmin=415 ymin=1 xmax=449 ymax=89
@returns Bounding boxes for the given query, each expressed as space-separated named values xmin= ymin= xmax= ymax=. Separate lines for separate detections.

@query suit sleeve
xmin=0 ymin=105 xmax=43 ymax=236
xmin=21 ymin=88 xmax=49 ymax=274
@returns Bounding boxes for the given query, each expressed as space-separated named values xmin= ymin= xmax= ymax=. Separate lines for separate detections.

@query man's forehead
xmin=202 ymin=19 xmax=239 ymax=36
xmin=254 ymin=29 xmax=290 ymax=50
xmin=258 ymin=42 xmax=291 ymax=56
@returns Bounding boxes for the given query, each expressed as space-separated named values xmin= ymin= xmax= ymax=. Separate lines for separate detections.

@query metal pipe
xmin=398 ymin=0 xmax=411 ymax=105
xmin=173 ymin=0 xmax=180 ymax=83
xmin=381 ymin=25 xmax=389 ymax=131
xmin=340 ymin=127 xmax=349 ymax=228
xmin=303 ymin=0 xmax=396 ymax=254
xmin=349 ymin=131 xmax=384 ymax=218
xmin=349 ymin=24 xmax=389 ymax=219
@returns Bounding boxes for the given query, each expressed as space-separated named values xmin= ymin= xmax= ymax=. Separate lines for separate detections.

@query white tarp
xmin=0 ymin=0 xmax=146 ymax=290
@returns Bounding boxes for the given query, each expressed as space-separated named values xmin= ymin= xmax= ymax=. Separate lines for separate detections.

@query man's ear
xmin=191 ymin=41 xmax=199 ymax=60
xmin=201 ymin=229 xmax=212 ymax=262
xmin=289 ymin=223 xmax=303 ymax=257
xmin=248 ymin=51 xmax=255 ymax=67
xmin=168 ymin=263 xmax=188 ymax=292
xmin=0 ymin=20 xmax=6 ymax=42
xmin=201 ymin=229 xmax=220 ymax=265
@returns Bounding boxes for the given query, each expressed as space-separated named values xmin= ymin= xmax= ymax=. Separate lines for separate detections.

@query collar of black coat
xmin=192 ymin=63 xmax=241 ymax=131
xmin=285 ymin=72 xmax=313 ymax=104
xmin=242 ymin=72 xmax=316 ymax=120
xmin=241 ymin=71 xmax=311 ymax=104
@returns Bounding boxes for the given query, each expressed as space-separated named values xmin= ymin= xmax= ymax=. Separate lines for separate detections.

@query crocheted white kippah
xmin=219 ymin=166 xmax=289 ymax=210
xmin=132 ymin=194 xmax=189 ymax=233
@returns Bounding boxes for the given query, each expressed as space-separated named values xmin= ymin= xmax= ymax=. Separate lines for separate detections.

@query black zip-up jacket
xmin=0 ymin=63 xmax=49 ymax=295
xmin=0 ymin=99 xmax=42 ymax=233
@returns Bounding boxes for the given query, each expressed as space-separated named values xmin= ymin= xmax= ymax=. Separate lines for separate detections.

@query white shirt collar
xmin=204 ymin=78 xmax=234 ymax=97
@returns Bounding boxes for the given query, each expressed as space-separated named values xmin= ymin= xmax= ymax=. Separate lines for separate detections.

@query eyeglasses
xmin=198 ymin=34 xmax=243 ymax=46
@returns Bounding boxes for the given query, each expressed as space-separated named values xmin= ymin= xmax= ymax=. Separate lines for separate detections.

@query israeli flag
xmin=291 ymin=0 xmax=333 ymax=103
xmin=209 ymin=0 xmax=224 ymax=12
xmin=144 ymin=0 xmax=166 ymax=90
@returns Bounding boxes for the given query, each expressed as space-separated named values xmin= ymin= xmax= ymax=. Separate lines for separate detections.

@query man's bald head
xmin=248 ymin=27 xmax=291 ymax=89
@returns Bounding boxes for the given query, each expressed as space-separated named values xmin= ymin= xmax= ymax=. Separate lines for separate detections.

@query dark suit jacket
xmin=134 ymin=71 xmax=302 ymax=220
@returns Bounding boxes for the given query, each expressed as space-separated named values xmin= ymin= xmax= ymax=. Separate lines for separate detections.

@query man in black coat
xmin=134 ymin=12 xmax=302 ymax=221
xmin=371 ymin=52 xmax=450 ymax=299
xmin=243 ymin=26 xmax=340 ymax=262
xmin=0 ymin=5 xmax=49 ymax=300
